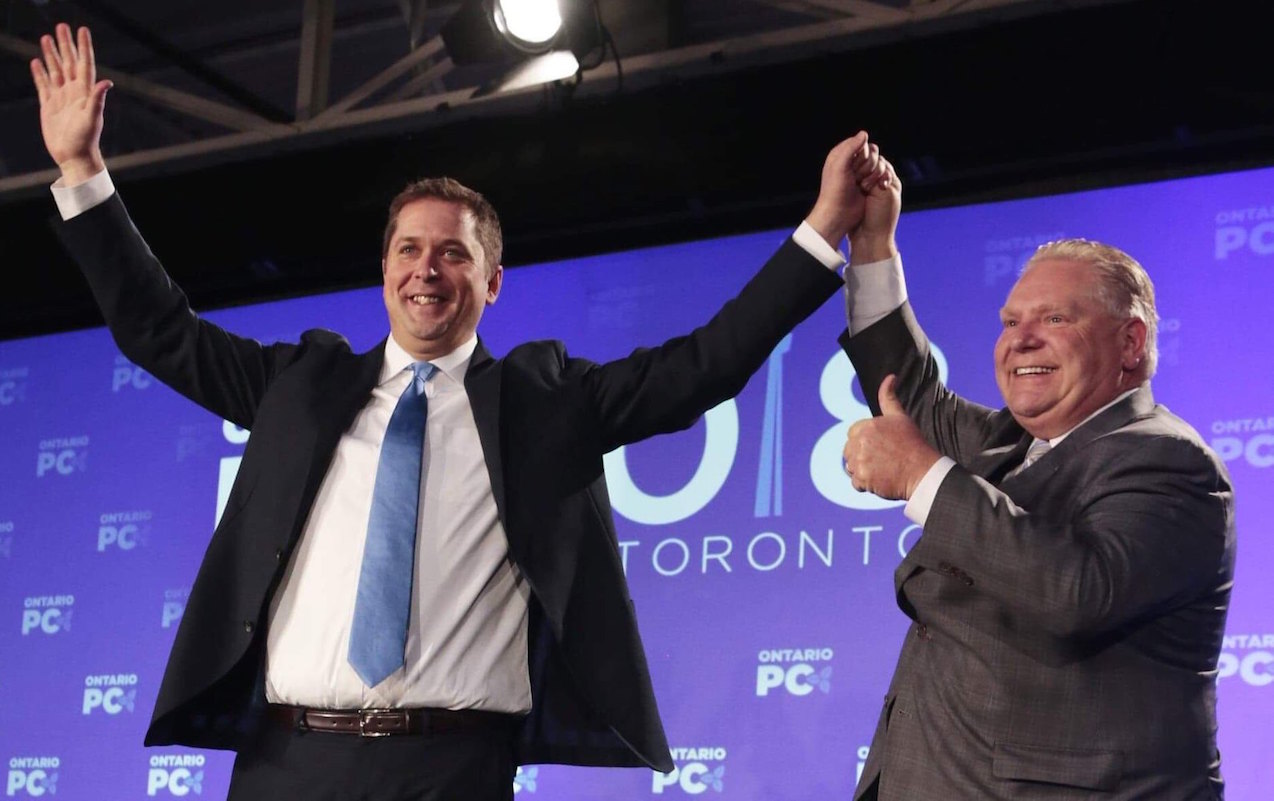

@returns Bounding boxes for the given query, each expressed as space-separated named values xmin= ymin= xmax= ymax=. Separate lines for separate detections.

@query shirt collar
xmin=1048 ymin=386 xmax=1141 ymax=447
xmin=380 ymin=335 xmax=478 ymax=387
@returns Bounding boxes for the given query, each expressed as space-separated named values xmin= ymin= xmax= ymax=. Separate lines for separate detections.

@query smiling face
xmin=994 ymin=258 xmax=1146 ymax=440
xmin=382 ymin=197 xmax=502 ymax=361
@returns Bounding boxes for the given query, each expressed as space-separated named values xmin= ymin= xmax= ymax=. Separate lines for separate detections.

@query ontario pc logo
xmin=6 ymin=757 xmax=59 ymax=797
xmin=82 ymin=674 xmax=139 ymax=715
xmin=147 ymin=754 xmax=205 ymax=796
xmin=756 ymin=647 xmax=833 ymax=696
xmin=35 ymin=436 xmax=89 ymax=478
xmin=653 ymin=747 xmax=726 ymax=795
xmin=20 ymin=596 xmax=73 ymax=636
xmin=513 ymin=766 xmax=538 ymax=794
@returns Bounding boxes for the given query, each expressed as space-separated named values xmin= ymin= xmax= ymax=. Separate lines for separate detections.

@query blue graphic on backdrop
xmin=2 ymin=165 xmax=1272 ymax=799
xmin=6 ymin=757 xmax=60 ymax=797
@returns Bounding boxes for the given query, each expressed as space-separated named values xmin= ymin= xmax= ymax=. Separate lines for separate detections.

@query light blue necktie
xmin=349 ymin=361 xmax=435 ymax=687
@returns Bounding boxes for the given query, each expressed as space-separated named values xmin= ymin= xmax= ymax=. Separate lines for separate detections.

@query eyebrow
xmin=391 ymin=235 xmax=471 ymax=252
xmin=999 ymin=302 xmax=1076 ymax=319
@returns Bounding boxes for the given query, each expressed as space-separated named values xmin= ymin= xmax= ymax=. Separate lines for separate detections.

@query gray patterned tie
xmin=1006 ymin=438 xmax=1052 ymax=480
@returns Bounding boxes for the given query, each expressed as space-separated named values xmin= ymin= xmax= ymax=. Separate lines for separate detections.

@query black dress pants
xmin=227 ymin=723 xmax=516 ymax=801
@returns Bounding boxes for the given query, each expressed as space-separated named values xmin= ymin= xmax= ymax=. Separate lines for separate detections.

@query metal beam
xmin=72 ymin=0 xmax=293 ymax=123
xmin=387 ymin=56 xmax=454 ymax=102
xmin=748 ymin=1 xmax=846 ymax=21
xmin=0 ymin=0 xmax=1121 ymax=198
xmin=797 ymin=0 xmax=912 ymax=20
xmin=296 ymin=0 xmax=336 ymax=121
xmin=0 ymin=32 xmax=274 ymax=133
xmin=315 ymin=36 xmax=446 ymax=119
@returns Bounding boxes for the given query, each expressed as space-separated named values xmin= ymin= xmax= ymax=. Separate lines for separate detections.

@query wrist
xmin=849 ymin=235 xmax=898 ymax=266
xmin=804 ymin=205 xmax=848 ymax=251
xmin=57 ymin=154 xmax=106 ymax=187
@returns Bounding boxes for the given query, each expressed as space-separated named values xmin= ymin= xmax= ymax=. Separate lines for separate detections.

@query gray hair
xmin=1025 ymin=238 xmax=1159 ymax=377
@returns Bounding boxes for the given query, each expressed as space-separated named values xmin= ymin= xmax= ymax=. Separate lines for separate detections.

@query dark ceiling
xmin=1 ymin=0 xmax=1272 ymax=340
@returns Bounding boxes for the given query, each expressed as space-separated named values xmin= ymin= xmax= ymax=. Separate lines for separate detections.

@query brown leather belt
xmin=266 ymin=704 xmax=521 ymax=738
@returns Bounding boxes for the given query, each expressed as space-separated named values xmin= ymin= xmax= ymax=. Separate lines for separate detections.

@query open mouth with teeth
xmin=1013 ymin=366 xmax=1056 ymax=376
xmin=408 ymin=294 xmax=444 ymax=305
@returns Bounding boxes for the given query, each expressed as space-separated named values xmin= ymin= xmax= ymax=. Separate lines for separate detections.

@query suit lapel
xmin=1000 ymin=384 xmax=1155 ymax=490
xmin=293 ymin=342 xmax=386 ymax=524
xmin=465 ymin=338 xmax=508 ymax=529
xmin=974 ymin=437 xmax=1033 ymax=484
xmin=895 ymin=387 xmax=1155 ymax=614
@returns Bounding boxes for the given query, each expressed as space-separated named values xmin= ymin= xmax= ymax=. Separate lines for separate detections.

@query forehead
xmin=391 ymin=197 xmax=478 ymax=241
xmin=1004 ymin=258 xmax=1100 ymax=309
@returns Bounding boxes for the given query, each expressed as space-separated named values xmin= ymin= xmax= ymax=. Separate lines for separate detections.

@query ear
xmin=381 ymin=257 xmax=388 ymax=277
xmin=1120 ymin=317 xmax=1147 ymax=371
xmin=486 ymin=264 xmax=503 ymax=305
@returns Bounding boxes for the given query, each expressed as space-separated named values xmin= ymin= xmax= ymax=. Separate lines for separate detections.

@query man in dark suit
xmin=838 ymin=155 xmax=1235 ymax=798
xmin=32 ymin=23 xmax=888 ymax=800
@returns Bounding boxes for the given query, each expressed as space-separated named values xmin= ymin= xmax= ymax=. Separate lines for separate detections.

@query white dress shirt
xmin=264 ymin=335 xmax=533 ymax=712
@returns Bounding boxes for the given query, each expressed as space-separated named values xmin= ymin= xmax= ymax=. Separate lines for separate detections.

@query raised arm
xmin=580 ymin=132 xmax=889 ymax=450
xmin=33 ymin=23 xmax=300 ymax=429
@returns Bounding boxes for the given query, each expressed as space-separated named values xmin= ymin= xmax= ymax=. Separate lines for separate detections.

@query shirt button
xmin=916 ymin=624 xmax=931 ymax=640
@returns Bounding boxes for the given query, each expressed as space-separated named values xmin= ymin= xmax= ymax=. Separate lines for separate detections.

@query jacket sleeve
xmin=54 ymin=193 xmax=301 ymax=430
xmin=841 ymin=301 xmax=999 ymax=465
xmin=578 ymin=236 xmax=844 ymax=452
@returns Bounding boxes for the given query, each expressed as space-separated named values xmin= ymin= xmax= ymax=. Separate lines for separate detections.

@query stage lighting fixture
xmin=493 ymin=0 xmax=562 ymax=54
xmin=441 ymin=0 xmax=602 ymax=67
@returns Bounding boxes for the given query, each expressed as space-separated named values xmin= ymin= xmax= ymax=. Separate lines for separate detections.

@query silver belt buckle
xmin=358 ymin=708 xmax=396 ymax=737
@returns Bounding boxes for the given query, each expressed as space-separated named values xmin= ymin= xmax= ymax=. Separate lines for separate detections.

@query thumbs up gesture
xmin=843 ymin=375 xmax=940 ymax=501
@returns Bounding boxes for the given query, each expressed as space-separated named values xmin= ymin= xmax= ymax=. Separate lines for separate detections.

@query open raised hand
xmin=30 ymin=23 xmax=112 ymax=184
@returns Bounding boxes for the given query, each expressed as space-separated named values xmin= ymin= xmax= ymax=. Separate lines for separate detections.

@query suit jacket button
xmin=243 ymin=621 xmax=254 ymax=633
xmin=274 ymin=548 xmax=283 ymax=561
xmin=916 ymin=624 xmax=930 ymax=640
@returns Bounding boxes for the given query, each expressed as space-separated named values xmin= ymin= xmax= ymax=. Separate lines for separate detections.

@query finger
xmin=30 ymin=59 xmax=50 ymax=104
xmin=851 ymin=147 xmax=879 ymax=179
xmin=861 ymin=159 xmax=888 ymax=193
xmin=79 ymin=27 xmax=95 ymax=88
xmin=884 ymin=161 xmax=901 ymax=193
xmin=57 ymin=23 xmax=78 ymax=82
xmin=41 ymin=35 xmax=63 ymax=86
xmin=878 ymin=374 xmax=906 ymax=416
xmin=89 ymin=79 xmax=112 ymax=119
xmin=850 ymin=132 xmax=871 ymax=165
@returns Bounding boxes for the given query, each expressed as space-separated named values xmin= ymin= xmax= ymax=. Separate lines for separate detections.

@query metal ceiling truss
xmin=0 ymin=0 xmax=1093 ymax=197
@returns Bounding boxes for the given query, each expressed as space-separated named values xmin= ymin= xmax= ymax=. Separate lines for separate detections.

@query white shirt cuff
xmin=51 ymin=169 xmax=115 ymax=221
xmin=903 ymin=456 xmax=956 ymax=525
xmin=845 ymin=254 xmax=907 ymax=335
xmin=792 ymin=221 xmax=847 ymax=271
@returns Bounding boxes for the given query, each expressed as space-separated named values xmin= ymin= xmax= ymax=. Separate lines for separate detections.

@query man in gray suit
xmin=837 ymin=156 xmax=1235 ymax=799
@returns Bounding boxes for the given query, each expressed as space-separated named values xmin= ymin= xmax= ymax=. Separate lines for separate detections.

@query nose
xmin=1008 ymin=322 xmax=1042 ymax=351
xmin=412 ymin=257 xmax=440 ymax=280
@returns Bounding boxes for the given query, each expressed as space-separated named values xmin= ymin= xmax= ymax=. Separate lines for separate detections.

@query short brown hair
xmin=1026 ymin=239 xmax=1159 ymax=377
xmin=382 ymin=177 xmax=503 ymax=276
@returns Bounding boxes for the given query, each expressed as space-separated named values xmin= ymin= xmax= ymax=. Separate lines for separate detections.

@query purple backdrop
xmin=3 ymin=165 xmax=1271 ymax=799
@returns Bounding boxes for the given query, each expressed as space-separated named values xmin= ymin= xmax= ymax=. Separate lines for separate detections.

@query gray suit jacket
xmin=842 ymin=304 xmax=1235 ymax=800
